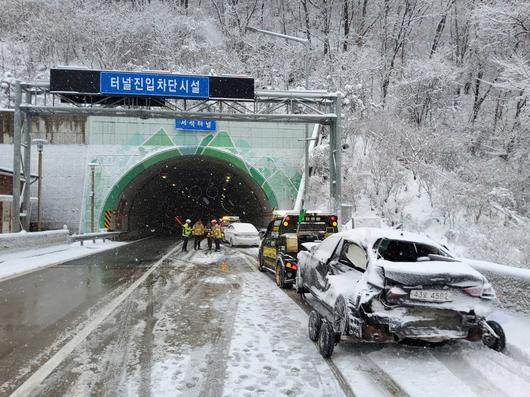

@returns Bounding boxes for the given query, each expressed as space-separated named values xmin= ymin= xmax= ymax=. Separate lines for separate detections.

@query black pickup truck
xmin=258 ymin=211 xmax=338 ymax=288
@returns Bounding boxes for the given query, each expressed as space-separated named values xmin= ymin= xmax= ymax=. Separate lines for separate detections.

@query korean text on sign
xmin=175 ymin=119 xmax=217 ymax=132
xmin=100 ymin=71 xmax=209 ymax=98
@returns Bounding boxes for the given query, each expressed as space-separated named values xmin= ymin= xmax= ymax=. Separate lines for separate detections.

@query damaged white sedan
xmin=295 ymin=228 xmax=506 ymax=358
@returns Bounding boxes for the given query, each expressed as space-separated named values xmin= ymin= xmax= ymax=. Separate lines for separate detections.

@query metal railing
xmin=70 ymin=231 xmax=125 ymax=246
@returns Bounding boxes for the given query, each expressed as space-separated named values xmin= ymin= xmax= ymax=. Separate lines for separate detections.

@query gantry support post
xmin=22 ymin=90 xmax=32 ymax=230
xmin=11 ymin=81 xmax=22 ymax=232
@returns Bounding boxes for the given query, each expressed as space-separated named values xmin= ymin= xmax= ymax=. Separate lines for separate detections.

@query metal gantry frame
xmin=11 ymin=80 xmax=343 ymax=231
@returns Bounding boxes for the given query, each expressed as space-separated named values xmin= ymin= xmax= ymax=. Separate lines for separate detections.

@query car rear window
xmin=375 ymin=238 xmax=449 ymax=262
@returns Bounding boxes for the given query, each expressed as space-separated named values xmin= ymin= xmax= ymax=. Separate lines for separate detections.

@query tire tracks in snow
xmin=235 ymin=249 xmax=359 ymax=397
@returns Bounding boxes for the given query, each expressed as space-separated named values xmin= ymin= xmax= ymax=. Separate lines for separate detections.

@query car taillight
xmin=464 ymin=283 xmax=496 ymax=300
xmin=385 ymin=286 xmax=407 ymax=302
xmin=482 ymin=283 xmax=496 ymax=299
xmin=463 ymin=286 xmax=482 ymax=297
xmin=285 ymin=262 xmax=298 ymax=271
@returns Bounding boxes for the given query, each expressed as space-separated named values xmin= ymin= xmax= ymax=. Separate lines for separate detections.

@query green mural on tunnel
xmin=81 ymin=117 xmax=310 ymax=232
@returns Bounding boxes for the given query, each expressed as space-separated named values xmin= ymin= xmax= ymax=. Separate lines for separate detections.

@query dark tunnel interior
xmin=118 ymin=156 xmax=272 ymax=235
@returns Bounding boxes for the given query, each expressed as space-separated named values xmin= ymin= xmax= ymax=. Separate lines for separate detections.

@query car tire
xmin=308 ymin=310 xmax=322 ymax=342
xmin=333 ymin=296 xmax=350 ymax=336
xmin=275 ymin=263 xmax=289 ymax=289
xmin=482 ymin=320 xmax=506 ymax=352
xmin=318 ymin=322 xmax=335 ymax=358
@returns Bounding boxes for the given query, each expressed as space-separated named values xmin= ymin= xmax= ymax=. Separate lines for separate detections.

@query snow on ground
xmin=0 ymin=239 xmax=127 ymax=282
xmin=222 ymin=270 xmax=346 ymax=397
xmin=4 ymin=243 xmax=530 ymax=396
xmin=490 ymin=310 xmax=530 ymax=364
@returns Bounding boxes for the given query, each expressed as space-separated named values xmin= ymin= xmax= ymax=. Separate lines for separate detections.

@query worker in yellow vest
xmin=182 ymin=219 xmax=192 ymax=252
xmin=192 ymin=219 xmax=205 ymax=250
xmin=211 ymin=219 xmax=223 ymax=251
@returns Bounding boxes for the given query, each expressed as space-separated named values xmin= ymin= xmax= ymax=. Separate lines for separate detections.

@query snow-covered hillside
xmin=0 ymin=0 xmax=528 ymax=266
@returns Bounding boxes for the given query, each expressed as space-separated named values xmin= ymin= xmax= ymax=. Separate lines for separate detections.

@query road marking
xmin=9 ymin=242 xmax=182 ymax=397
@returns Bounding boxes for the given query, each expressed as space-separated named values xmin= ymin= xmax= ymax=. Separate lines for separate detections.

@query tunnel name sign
xmin=176 ymin=119 xmax=217 ymax=132
xmin=49 ymin=68 xmax=255 ymax=101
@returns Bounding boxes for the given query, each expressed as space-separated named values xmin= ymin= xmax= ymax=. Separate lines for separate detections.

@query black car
xmin=258 ymin=211 xmax=338 ymax=288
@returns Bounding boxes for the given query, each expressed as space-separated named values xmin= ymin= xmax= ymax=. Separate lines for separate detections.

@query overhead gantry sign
xmin=10 ymin=68 xmax=342 ymax=232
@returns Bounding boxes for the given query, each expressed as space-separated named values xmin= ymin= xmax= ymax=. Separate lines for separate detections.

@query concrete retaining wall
xmin=0 ymin=144 xmax=87 ymax=233
xmin=0 ymin=229 xmax=70 ymax=254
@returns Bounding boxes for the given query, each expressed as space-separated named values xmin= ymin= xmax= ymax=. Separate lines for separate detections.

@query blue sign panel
xmin=100 ymin=71 xmax=209 ymax=98
xmin=175 ymin=119 xmax=217 ymax=132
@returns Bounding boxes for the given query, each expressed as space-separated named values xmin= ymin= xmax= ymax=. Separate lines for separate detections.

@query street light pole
xmin=88 ymin=161 xmax=99 ymax=233
xmin=246 ymin=26 xmax=311 ymax=207
xmin=32 ymin=139 xmax=47 ymax=231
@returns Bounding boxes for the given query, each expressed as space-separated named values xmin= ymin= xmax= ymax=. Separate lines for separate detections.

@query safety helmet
xmin=186 ymin=219 xmax=191 ymax=223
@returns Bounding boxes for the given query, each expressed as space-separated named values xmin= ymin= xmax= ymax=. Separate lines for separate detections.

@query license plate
xmin=410 ymin=289 xmax=451 ymax=302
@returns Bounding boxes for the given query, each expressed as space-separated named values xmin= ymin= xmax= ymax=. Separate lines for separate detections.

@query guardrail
xmin=463 ymin=258 xmax=530 ymax=314
xmin=70 ymin=231 xmax=126 ymax=246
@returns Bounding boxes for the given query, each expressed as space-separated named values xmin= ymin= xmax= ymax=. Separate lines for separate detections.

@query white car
xmin=296 ymin=227 xmax=505 ymax=358
xmin=223 ymin=223 xmax=260 ymax=247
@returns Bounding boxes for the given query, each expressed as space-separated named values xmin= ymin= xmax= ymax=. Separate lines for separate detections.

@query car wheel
xmin=482 ymin=320 xmax=506 ymax=352
xmin=333 ymin=296 xmax=350 ymax=336
xmin=275 ymin=264 xmax=287 ymax=289
xmin=318 ymin=322 xmax=335 ymax=358
xmin=308 ymin=310 xmax=322 ymax=342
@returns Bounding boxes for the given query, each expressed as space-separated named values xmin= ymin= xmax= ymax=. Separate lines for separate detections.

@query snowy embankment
xmin=0 ymin=239 xmax=127 ymax=282
xmin=0 ymin=229 xmax=70 ymax=254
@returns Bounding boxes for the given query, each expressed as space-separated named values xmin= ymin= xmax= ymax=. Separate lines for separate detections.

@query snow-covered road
xmin=1 ymin=240 xmax=529 ymax=396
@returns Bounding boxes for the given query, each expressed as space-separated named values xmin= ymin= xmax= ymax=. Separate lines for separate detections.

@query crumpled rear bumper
xmin=361 ymin=301 xmax=483 ymax=342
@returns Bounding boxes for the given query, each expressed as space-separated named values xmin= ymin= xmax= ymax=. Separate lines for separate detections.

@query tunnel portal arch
xmin=101 ymin=147 xmax=278 ymax=234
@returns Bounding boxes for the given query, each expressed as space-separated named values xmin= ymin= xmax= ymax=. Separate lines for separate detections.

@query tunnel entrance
xmin=110 ymin=154 xmax=274 ymax=235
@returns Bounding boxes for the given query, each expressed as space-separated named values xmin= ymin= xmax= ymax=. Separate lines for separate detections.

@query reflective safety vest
xmin=192 ymin=223 xmax=205 ymax=236
xmin=211 ymin=225 xmax=223 ymax=239
xmin=182 ymin=223 xmax=192 ymax=237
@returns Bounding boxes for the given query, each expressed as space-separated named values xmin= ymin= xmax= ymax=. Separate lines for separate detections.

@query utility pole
xmin=88 ymin=161 xmax=99 ymax=233
xmin=33 ymin=139 xmax=47 ymax=231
